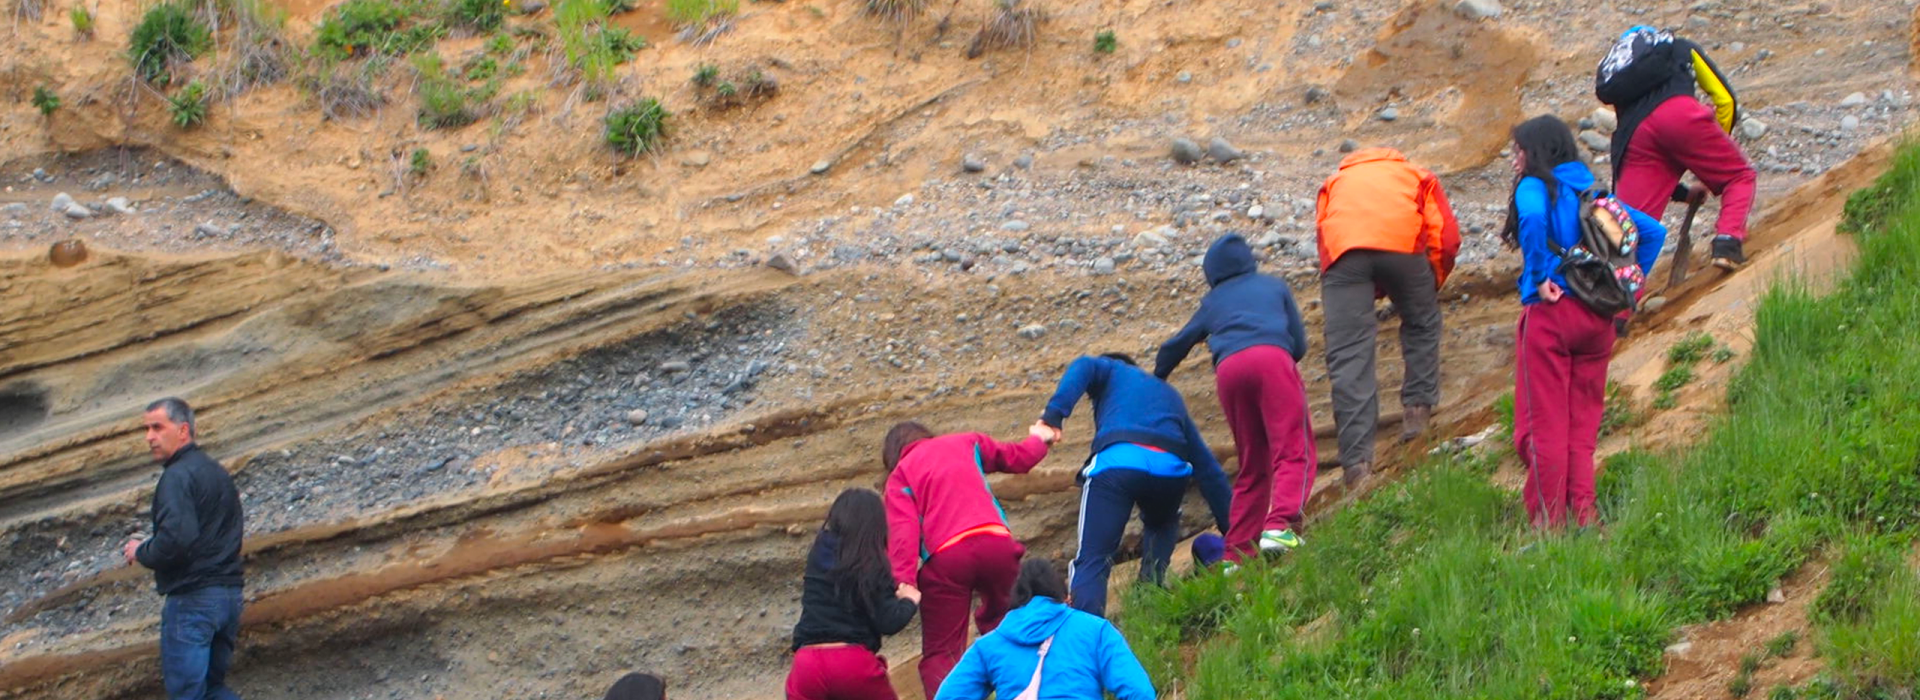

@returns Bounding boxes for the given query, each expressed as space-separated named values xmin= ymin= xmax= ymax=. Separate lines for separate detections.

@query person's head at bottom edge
xmin=604 ymin=672 xmax=665 ymax=700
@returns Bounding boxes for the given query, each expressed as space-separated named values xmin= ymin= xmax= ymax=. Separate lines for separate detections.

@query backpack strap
xmin=1011 ymin=636 xmax=1055 ymax=700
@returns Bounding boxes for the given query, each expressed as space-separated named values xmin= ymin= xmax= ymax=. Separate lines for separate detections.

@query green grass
xmin=1765 ymin=629 xmax=1799 ymax=658
xmin=69 ymin=4 xmax=93 ymax=36
xmin=409 ymin=147 xmax=432 ymax=176
xmin=413 ymin=53 xmax=485 ymax=128
xmin=691 ymin=63 xmax=718 ymax=86
xmin=127 ymin=2 xmax=211 ymax=85
xmin=314 ymin=0 xmax=443 ymax=60
xmin=1117 ymin=143 xmax=1920 ymax=699
xmin=1667 ymin=331 xmax=1716 ymax=365
xmin=1838 ymin=143 xmax=1920 ymax=235
xmin=664 ymin=0 xmax=735 ymax=25
xmin=30 ymin=86 xmax=59 ymax=116
xmin=1094 ymin=29 xmax=1116 ymax=54
xmin=444 ymin=0 xmax=504 ymax=31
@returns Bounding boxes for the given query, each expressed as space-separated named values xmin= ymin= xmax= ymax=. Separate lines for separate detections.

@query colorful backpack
xmin=1549 ymin=188 xmax=1645 ymax=318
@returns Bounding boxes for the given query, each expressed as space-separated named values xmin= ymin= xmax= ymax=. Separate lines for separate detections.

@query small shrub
xmin=306 ymin=59 xmax=388 ymax=120
xmin=1739 ymin=652 xmax=1763 ymax=676
xmin=13 ymin=0 xmax=44 ymax=22
xmin=486 ymin=33 xmax=514 ymax=54
xmin=1767 ymin=686 xmax=1796 ymax=700
xmin=414 ymin=54 xmax=479 ymax=129
xmin=128 ymin=2 xmax=212 ymax=85
xmin=462 ymin=56 xmax=499 ymax=81
xmin=221 ymin=0 xmax=295 ymax=95
xmin=589 ymin=25 xmax=645 ymax=61
xmin=603 ymin=98 xmax=667 ymax=156
xmin=1599 ymin=380 xmax=1639 ymax=437
xmin=315 ymin=0 xmax=441 ymax=60
xmin=168 ymin=80 xmax=210 ymax=128
xmin=966 ymin=0 xmax=1037 ymax=59
xmin=1667 ymin=331 xmax=1716 ymax=365
xmin=1492 ymin=390 xmax=1515 ymax=441
xmin=1652 ymin=391 xmax=1678 ymax=410
xmin=713 ymin=80 xmax=736 ymax=98
xmin=691 ymin=63 xmax=718 ymax=86
xmin=409 ymin=148 xmax=432 ymax=175
xmin=1712 ymin=344 xmax=1737 ymax=364
xmin=664 ymin=0 xmax=735 ymax=25
xmin=69 ymin=4 xmax=93 ymax=37
xmin=1654 ymin=366 xmax=1695 ymax=393
xmin=31 ymin=86 xmax=60 ymax=116
xmin=1729 ymin=673 xmax=1753 ymax=698
xmin=1093 ymin=29 xmax=1116 ymax=54
xmin=445 ymin=0 xmax=504 ymax=30
xmin=1765 ymin=630 xmax=1798 ymax=658
xmin=601 ymin=0 xmax=634 ymax=12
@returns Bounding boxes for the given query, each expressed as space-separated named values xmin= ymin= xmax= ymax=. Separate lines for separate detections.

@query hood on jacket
xmin=1548 ymin=161 xmax=1596 ymax=193
xmin=996 ymin=597 xmax=1073 ymax=646
xmin=1203 ymin=234 xmax=1257 ymax=287
xmin=1335 ymin=146 xmax=1407 ymax=170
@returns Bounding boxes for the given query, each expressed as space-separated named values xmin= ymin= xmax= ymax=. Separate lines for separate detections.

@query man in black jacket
xmin=122 ymin=397 xmax=245 ymax=700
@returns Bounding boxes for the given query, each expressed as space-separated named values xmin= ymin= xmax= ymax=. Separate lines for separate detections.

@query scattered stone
xmin=809 ymin=159 xmax=832 ymax=175
xmin=1016 ymin=323 xmax=1048 ymax=340
xmin=1247 ymin=205 xmax=1266 ymax=220
xmin=1012 ymin=154 xmax=1034 ymax=170
xmin=1176 ymin=71 xmax=1193 ymax=84
xmin=1132 ymin=229 xmax=1169 ymax=248
xmin=1304 ymin=86 xmax=1330 ymax=104
xmin=1766 ymin=587 xmax=1786 ymax=604
xmin=1255 ymin=232 xmax=1284 ymax=248
xmin=1665 ymin=641 xmax=1693 ymax=655
xmin=1839 ymin=115 xmax=1860 ymax=132
xmin=1170 ymin=138 xmax=1205 ymax=165
xmin=658 ymin=416 xmax=685 ymax=429
xmin=48 ymin=239 xmax=87 ymax=268
xmin=1838 ymin=91 xmax=1867 ymax=108
xmin=1377 ymin=107 xmax=1399 ymax=122
xmin=1001 ymin=220 xmax=1030 ymax=232
xmin=1641 ymin=296 xmax=1668 ymax=314
xmin=1207 ymin=137 xmax=1245 ymax=163
xmin=961 ymin=154 xmax=986 ymax=173
xmin=1738 ymin=118 xmax=1768 ymax=141
xmin=49 ymin=192 xmax=74 ymax=212
xmin=765 ymin=253 xmax=799 ymax=275
xmin=681 ymin=150 xmax=712 ymax=167
xmin=194 ymin=222 xmax=227 ymax=238
xmin=624 ymin=410 xmax=649 ymax=426
xmin=1589 ymin=107 xmax=1618 ymax=134
xmin=1453 ymin=0 xmax=1501 ymax=20
xmin=659 ymin=361 xmax=692 ymax=374
xmin=31 ymin=168 xmax=52 ymax=183
xmin=62 ymin=203 xmax=93 ymax=219
xmin=3 ymin=202 xmax=28 ymax=217
xmin=105 ymin=197 xmax=136 ymax=215
xmin=1092 ymin=257 xmax=1116 ymax=275
xmin=515 ymin=0 xmax=546 ymax=12
xmin=893 ymin=193 xmax=915 ymax=208
xmin=1339 ymin=138 xmax=1359 ymax=153
xmin=1578 ymin=130 xmax=1610 ymax=152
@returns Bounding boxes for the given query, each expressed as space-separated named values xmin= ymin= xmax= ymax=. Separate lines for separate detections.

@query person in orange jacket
xmin=1314 ymin=147 xmax=1460 ymax=490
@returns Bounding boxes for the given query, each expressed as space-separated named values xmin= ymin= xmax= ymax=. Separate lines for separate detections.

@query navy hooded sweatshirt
xmin=1039 ymin=356 xmax=1234 ymax=533
xmin=1153 ymin=234 xmax=1309 ymax=379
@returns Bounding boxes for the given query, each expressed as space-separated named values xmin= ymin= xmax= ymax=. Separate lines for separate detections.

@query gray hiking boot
xmin=1399 ymin=404 xmax=1433 ymax=443
xmin=1343 ymin=462 xmax=1372 ymax=492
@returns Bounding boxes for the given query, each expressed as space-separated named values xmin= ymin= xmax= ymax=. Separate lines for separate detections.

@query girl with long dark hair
xmin=1501 ymin=115 xmax=1666 ymax=529
xmin=787 ymin=489 xmax=921 ymax=700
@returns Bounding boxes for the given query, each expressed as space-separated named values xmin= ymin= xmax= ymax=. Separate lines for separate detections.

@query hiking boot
xmin=1711 ymin=235 xmax=1747 ymax=271
xmin=1258 ymin=529 xmax=1303 ymax=554
xmin=1399 ymin=404 xmax=1432 ymax=443
xmin=1343 ymin=462 xmax=1372 ymax=492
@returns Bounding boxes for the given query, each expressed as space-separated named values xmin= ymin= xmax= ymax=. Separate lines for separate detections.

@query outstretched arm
xmin=1041 ymin=357 xmax=1110 ymax=428
xmin=1153 ymin=314 xmax=1208 ymax=379
xmin=884 ymin=470 xmax=923 ymax=585
xmin=1182 ymin=415 xmax=1233 ymax=534
xmin=975 ymin=433 xmax=1051 ymax=475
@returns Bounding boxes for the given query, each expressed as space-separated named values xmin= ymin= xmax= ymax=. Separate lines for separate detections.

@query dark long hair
xmin=881 ymin=421 xmax=933 ymax=474
xmin=825 ymin=488 xmax=890 ymax=590
xmin=1498 ymin=115 xmax=1582 ymax=248
xmin=1011 ymin=557 xmax=1069 ymax=609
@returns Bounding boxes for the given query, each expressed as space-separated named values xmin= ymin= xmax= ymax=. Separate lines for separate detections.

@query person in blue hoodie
xmin=1154 ymin=233 xmax=1317 ymax=561
xmin=1500 ymin=115 xmax=1666 ymax=529
xmin=1037 ymin=352 xmax=1233 ymax=617
xmin=932 ymin=558 xmax=1155 ymax=700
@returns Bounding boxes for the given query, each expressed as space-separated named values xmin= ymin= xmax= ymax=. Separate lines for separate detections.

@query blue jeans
xmin=1069 ymin=468 xmax=1188 ymax=618
xmin=160 ymin=585 xmax=243 ymax=700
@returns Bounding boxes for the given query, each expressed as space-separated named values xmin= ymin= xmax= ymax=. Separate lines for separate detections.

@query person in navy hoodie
xmin=1501 ymin=115 xmax=1666 ymax=529
xmin=1155 ymin=233 xmax=1316 ymax=561
xmin=1037 ymin=353 xmax=1232 ymax=617
xmin=931 ymin=558 xmax=1154 ymax=700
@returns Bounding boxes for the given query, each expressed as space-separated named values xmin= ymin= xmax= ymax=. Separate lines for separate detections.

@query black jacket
xmin=790 ymin=531 xmax=917 ymax=651
xmin=1595 ymin=29 xmax=1738 ymax=186
xmin=136 ymin=444 xmax=245 ymax=596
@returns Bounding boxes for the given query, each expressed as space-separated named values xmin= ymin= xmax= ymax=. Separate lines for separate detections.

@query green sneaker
xmin=1258 ymin=529 xmax=1303 ymax=554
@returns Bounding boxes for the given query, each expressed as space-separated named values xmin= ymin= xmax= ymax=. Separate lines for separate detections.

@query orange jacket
xmin=1315 ymin=148 xmax=1462 ymax=288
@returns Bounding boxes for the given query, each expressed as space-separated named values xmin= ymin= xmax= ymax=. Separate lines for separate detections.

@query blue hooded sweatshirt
xmin=1516 ymin=161 xmax=1668 ymax=305
xmin=932 ymin=597 xmax=1155 ymax=700
xmin=1154 ymin=234 xmax=1309 ymax=379
xmin=1039 ymin=356 xmax=1234 ymax=532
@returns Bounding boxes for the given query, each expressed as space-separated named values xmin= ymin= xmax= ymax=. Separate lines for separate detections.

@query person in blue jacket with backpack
xmin=932 ymin=558 xmax=1155 ymax=700
xmin=1037 ymin=352 xmax=1233 ymax=618
xmin=1500 ymin=115 xmax=1666 ymax=529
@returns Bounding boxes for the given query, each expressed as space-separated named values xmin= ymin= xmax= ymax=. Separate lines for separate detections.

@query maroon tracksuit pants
xmin=1514 ymin=299 xmax=1616 ymax=529
xmin=1215 ymin=344 xmax=1319 ymax=562
xmin=786 ymin=645 xmax=897 ymax=700
xmin=916 ymin=533 xmax=1022 ymax=699
xmin=1616 ymin=96 xmax=1758 ymax=241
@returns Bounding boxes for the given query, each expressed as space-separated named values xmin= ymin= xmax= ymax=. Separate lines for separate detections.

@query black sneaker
xmin=1711 ymin=236 xmax=1746 ymax=271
